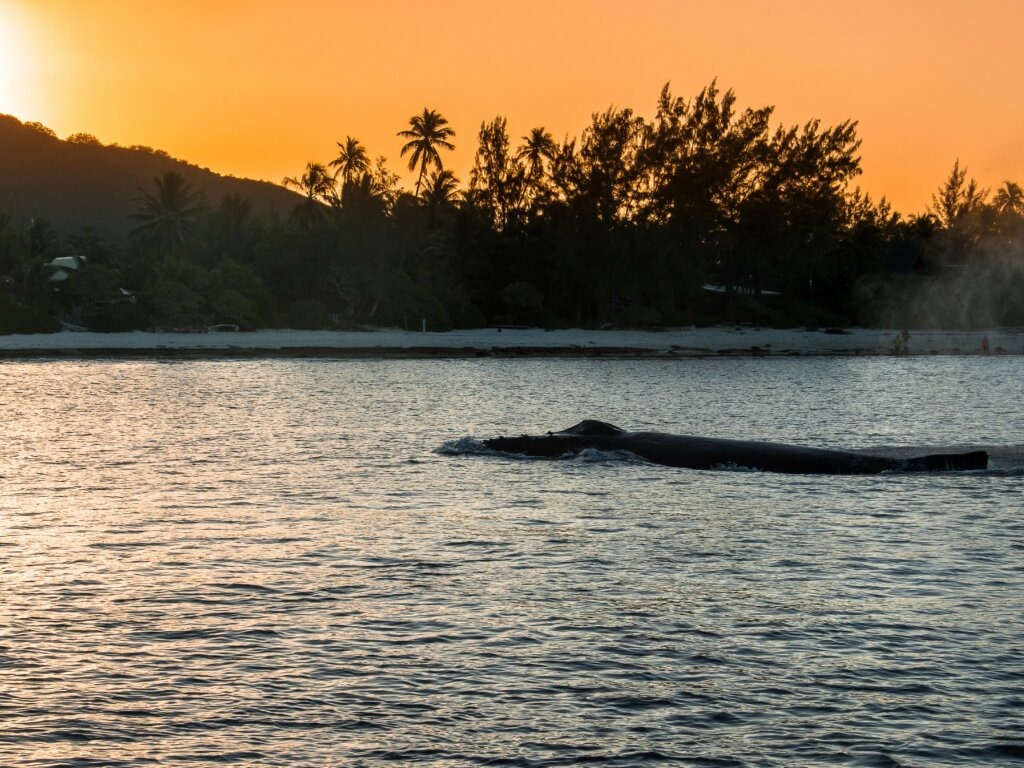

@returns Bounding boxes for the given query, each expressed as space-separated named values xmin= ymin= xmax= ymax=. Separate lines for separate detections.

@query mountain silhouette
xmin=0 ymin=114 xmax=301 ymax=240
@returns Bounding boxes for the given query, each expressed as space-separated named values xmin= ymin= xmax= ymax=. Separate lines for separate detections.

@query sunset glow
xmin=4 ymin=0 xmax=1024 ymax=213
xmin=0 ymin=4 xmax=37 ymax=118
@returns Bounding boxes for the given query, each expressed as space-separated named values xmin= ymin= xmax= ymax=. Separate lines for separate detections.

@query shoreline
xmin=1 ymin=327 xmax=1020 ymax=359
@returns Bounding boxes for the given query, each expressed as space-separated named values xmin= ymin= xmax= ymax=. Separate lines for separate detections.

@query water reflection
xmin=1 ymin=357 xmax=1022 ymax=766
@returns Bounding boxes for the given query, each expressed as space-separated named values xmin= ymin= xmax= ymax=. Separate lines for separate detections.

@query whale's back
xmin=558 ymin=420 xmax=625 ymax=436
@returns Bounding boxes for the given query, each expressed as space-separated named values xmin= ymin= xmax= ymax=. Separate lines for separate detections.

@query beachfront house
xmin=45 ymin=254 xmax=86 ymax=284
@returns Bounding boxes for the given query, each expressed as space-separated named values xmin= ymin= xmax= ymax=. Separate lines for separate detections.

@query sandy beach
xmin=0 ymin=326 xmax=1019 ymax=358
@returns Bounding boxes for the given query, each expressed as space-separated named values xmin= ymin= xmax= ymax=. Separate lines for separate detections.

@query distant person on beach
xmin=900 ymin=329 xmax=910 ymax=356
xmin=892 ymin=334 xmax=902 ymax=355
xmin=981 ymin=335 xmax=990 ymax=354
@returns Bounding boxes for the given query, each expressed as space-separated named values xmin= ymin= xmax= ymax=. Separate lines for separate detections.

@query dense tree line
xmin=2 ymin=82 xmax=1023 ymax=334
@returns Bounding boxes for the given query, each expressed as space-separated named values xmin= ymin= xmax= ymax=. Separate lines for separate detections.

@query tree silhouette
xmin=329 ymin=137 xmax=370 ymax=188
xmin=993 ymin=181 xmax=1023 ymax=217
xmin=470 ymin=117 xmax=527 ymax=231
xmin=517 ymin=128 xmax=556 ymax=181
xmin=368 ymin=156 xmax=402 ymax=212
xmin=283 ymin=162 xmax=336 ymax=203
xmin=422 ymin=169 xmax=460 ymax=206
xmin=13 ymin=78 xmax=1024 ymax=333
xmin=564 ymin=106 xmax=647 ymax=224
xmin=930 ymin=160 xmax=987 ymax=228
xmin=283 ymin=162 xmax=337 ymax=221
xmin=131 ymin=172 xmax=205 ymax=256
xmin=516 ymin=127 xmax=557 ymax=208
xmin=398 ymin=108 xmax=455 ymax=196
xmin=422 ymin=169 xmax=460 ymax=227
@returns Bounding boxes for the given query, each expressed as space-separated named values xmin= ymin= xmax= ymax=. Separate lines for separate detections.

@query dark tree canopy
xmin=2 ymin=83 xmax=1022 ymax=334
xmin=131 ymin=172 xmax=206 ymax=256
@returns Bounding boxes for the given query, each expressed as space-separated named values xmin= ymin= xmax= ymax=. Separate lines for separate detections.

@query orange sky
xmin=3 ymin=0 xmax=1022 ymax=214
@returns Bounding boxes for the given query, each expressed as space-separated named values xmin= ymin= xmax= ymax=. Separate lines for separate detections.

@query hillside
xmin=0 ymin=114 xmax=302 ymax=240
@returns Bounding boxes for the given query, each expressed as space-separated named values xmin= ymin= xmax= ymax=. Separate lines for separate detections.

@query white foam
xmin=569 ymin=448 xmax=645 ymax=463
xmin=435 ymin=437 xmax=492 ymax=456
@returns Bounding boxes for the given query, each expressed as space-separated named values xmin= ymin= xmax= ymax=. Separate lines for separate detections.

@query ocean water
xmin=1 ymin=356 xmax=1022 ymax=767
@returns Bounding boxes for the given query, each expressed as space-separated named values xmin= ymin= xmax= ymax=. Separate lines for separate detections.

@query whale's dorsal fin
xmin=560 ymin=420 xmax=625 ymax=436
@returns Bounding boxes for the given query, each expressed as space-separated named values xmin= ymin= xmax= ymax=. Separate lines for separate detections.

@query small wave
xmin=977 ymin=467 xmax=1024 ymax=477
xmin=710 ymin=462 xmax=759 ymax=472
xmin=436 ymin=436 xmax=493 ymax=455
xmin=571 ymin=447 xmax=644 ymax=463
xmin=857 ymin=443 xmax=1024 ymax=475
xmin=439 ymin=437 xmax=646 ymax=464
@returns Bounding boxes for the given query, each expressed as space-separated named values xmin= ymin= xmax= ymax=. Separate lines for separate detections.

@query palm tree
xmin=329 ymin=137 xmax=370 ymax=187
xmin=517 ymin=127 xmax=556 ymax=180
xmin=283 ymin=162 xmax=337 ymax=222
xmin=421 ymin=169 xmax=460 ymax=206
xmin=421 ymin=169 xmax=460 ymax=227
xmin=131 ymin=172 xmax=205 ymax=256
xmin=282 ymin=162 xmax=336 ymax=203
xmin=517 ymin=128 xmax=557 ymax=210
xmin=993 ymin=181 xmax=1023 ymax=217
xmin=398 ymin=108 xmax=455 ymax=196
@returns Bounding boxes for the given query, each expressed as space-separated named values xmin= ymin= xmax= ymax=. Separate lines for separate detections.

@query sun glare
xmin=0 ymin=5 xmax=38 ymax=118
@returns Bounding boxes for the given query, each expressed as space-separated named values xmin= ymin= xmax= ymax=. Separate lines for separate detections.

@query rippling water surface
xmin=2 ymin=357 xmax=1023 ymax=767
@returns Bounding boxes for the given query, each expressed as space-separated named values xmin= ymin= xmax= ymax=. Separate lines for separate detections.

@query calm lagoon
xmin=2 ymin=357 xmax=1022 ymax=766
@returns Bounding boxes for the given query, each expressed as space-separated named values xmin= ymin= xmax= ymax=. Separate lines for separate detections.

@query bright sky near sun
xmin=2 ymin=0 xmax=1022 ymax=214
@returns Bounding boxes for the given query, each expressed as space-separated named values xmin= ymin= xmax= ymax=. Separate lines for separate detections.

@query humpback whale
xmin=483 ymin=420 xmax=988 ymax=474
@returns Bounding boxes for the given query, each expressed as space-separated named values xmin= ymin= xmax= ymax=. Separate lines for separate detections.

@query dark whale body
xmin=483 ymin=420 xmax=988 ymax=475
